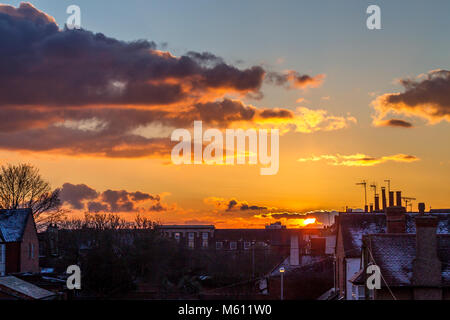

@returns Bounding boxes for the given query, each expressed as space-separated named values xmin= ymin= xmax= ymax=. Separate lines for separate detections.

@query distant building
xmin=0 ymin=209 xmax=39 ymax=275
xmin=156 ymin=225 xmax=215 ymax=249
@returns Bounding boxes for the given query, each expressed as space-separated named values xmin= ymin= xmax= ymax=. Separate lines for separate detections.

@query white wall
xmin=346 ymin=258 xmax=360 ymax=300
xmin=0 ymin=244 xmax=5 ymax=276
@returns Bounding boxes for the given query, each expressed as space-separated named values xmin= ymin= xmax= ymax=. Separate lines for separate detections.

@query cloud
xmin=267 ymin=71 xmax=325 ymax=89
xmin=204 ymin=197 xmax=268 ymax=212
xmin=297 ymin=153 xmax=419 ymax=167
xmin=0 ymin=4 xmax=266 ymax=107
xmin=372 ymin=70 xmax=450 ymax=125
xmin=377 ymin=119 xmax=413 ymax=128
xmin=59 ymin=183 xmax=98 ymax=210
xmin=256 ymin=210 xmax=338 ymax=226
xmin=59 ymin=182 xmax=164 ymax=213
xmin=0 ymin=3 xmax=354 ymax=158
xmin=0 ymin=100 xmax=356 ymax=157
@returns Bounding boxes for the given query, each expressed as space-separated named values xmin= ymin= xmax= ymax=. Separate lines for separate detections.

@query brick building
xmin=335 ymin=203 xmax=449 ymax=300
xmin=0 ymin=209 xmax=40 ymax=275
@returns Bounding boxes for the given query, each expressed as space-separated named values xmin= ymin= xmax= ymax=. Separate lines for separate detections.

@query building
xmin=0 ymin=209 xmax=39 ymax=275
xmin=335 ymin=202 xmax=450 ymax=300
xmin=351 ymin=205 xmax=450 ymax=300
xmin=157 ymin=223 xmax=324 ymax=255
xmin=156 ymin=225 xmax=215 ymax=249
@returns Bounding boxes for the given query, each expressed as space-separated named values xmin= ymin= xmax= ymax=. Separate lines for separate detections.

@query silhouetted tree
xmin=0 ymin=163 xmax=63 ymax=225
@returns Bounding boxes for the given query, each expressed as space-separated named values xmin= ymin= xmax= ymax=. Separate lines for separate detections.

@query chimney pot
xmin=381 ymin=187 xmax=387 ymax=211
xmin=418 ymin=203 xmax=425 ymax=215
xmin=396 ymin=191 xmax=402 ymax=207
xmin=389 ymin=191 xmax=394 ymax=207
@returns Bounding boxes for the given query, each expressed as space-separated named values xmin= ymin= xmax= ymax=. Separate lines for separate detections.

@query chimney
xmin=374 ymin=195 xmax=380 ymax=212
xmin=389 ymin=191 xmax=394 ymax=207
xmin=396 ymin=191 xmax=402 ymax=207
xmin=418 ymin=202 xmax=425 ymax=215
xmin=386 ymin=206 xmax=406 ymax=233
xmin=364 ymin=205 xmax=368 ymax=213
xmin=412 ymin=208 xmax=442 ymax=299
xmin=381 ymin=187 xmax=387 ymax=211
xmin=289 ymin=234 xmax=299 ymax=266
xmin=369 ymin=204 xmax=374 ymax=213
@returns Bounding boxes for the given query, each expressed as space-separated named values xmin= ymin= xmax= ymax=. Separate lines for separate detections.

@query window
xmin=244 ymin=242 xmax=251 ymax=250
xmin=31 ymin=243 xmax=35 ymax=259
xmin=230 ymin=241 xmax=237 ymax=250
xmin=216 ymin=242 xmax=223 ymax=250
xmin=174 ymin=232 xmax=181 ymax=242
xmin=352 ymin=285 xmax=365 ymax=300
xmin=0 ymin=244 xmax=4 ymax=263
xmin=202 ymin=232 xmax=209 ymax=240
xmin=188 ymin=233 xmax=195 ymax=249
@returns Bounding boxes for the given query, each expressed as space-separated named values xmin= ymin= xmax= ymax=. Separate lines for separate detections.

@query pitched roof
xmin=338 ymin=212 xmax=450 ymax=258
xmin=364 ymin=234 xmax=450 ymax=287
xmin=0 ymin=209 xmax=32 ymax=242
xmin=0 ymin=276 xmax=56 ymax=300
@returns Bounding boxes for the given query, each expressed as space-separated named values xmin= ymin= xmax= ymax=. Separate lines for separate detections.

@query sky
xmin=0 ymin=1 xmax=449 ymax=228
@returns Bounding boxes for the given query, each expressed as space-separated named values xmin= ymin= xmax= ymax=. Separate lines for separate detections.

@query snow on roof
xmin=339 ymin=212 xmax=450 ymax=258
xmin=365 ymin=234 xmax=450 ymax=287
xmin=0 ymin=276 xmax=56 ymax=299
xmin=0 ymin=209 xmax=32 ymax=242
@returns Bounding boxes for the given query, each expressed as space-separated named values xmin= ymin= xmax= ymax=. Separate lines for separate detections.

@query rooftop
xmin=0 ymin=209 xmax=33 ymax=243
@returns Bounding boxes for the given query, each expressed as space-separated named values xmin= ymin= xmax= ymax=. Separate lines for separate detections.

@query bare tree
xmin=0 ymin=163 xmax=63 ymax=225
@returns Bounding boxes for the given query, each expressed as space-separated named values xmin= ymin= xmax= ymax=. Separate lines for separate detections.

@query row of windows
xmin=216 ymin=241 xmax=255 ymax=250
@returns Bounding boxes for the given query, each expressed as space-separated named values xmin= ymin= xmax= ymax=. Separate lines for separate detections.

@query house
xmin=351 ymin=204 xmax=450 ymax=300
xmin=334 ymin=202 xmax=449 ymax=300
xmin=0 ymin=209 xmax=39 ymax=275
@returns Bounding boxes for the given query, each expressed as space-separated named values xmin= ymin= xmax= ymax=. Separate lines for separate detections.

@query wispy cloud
xmin=297 ymin=153 xmax=419 ymax=167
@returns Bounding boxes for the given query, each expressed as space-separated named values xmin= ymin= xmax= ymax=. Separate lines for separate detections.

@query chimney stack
xmin=386 ymin=206 xmax=406 ymax=233
xmin=412 ymin=209 xmax=442 ymax=299
xmin=396 ymin=191 xmax=402 ymax=207
xmin=369 ymin=204 xmax=374 ymax=213
xmin=381 ymin=187 xmax=387 ymax=211
xmin=290 ymin=234 xmax=299 ymax=266
xmin=364 ymin=205 xmax=368 ymax=213
xmin=374 ymin=195 xmax=380 ymax=212
xmin=389 ymin=191 xmax=394 ymax=207
xmin=418 ymin=203 xmax=425 ymax=215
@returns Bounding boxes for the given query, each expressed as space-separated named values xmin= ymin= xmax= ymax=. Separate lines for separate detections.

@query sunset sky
xmin=0 ymin=0 xmax=449 ymax=228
